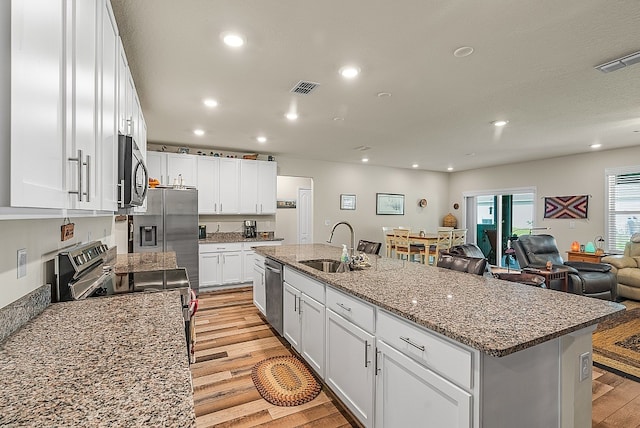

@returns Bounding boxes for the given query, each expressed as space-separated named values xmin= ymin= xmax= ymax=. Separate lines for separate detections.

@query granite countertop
xmin=114 ymin=251 xmax=178 ymax=274
xmin=256 ymin=244 xmax=625 ymax=357
xmin=199 ymin=231 xmax=284 ymax=244
xmin=0 ymin=291 xmax=195 ymax=427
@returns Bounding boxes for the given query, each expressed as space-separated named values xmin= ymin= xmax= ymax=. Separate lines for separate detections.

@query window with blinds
xmin=605 ymin=166 xmax=640 ymax=253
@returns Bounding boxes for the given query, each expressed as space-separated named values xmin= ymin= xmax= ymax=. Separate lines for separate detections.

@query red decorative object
xmin=571 ymin=241 xmax=580 ymax=252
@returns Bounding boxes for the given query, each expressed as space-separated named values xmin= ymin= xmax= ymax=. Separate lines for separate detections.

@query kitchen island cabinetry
xmin=256 ymin=244 xmax=624 ymax=428
xmin=253 ymin=254 xmax=266 ymax=315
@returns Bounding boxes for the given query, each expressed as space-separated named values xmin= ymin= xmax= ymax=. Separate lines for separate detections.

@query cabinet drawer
xmin=377 ymin=310 xmax=473 ymax=390
xmin=284 ymin=267 xmax=325 ymax=303
xmin=326 ymin=286 xmax=375 ymax=334
xmin=254 ymin=254 xmax=265 ymax=267
xmin=244 ymin=241 xmax=282 ymax=250
xmin=199 ymin=242 xmax=243 ymax=253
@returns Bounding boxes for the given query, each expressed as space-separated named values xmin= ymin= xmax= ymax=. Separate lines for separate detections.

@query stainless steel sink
xmin=299 ymin=259 xmax=363 ymax=273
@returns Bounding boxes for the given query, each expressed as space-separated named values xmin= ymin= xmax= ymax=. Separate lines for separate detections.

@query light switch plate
xmin=579 ymin=351 xmax=591 ymax=382
xmin=17 ymin=249 xmax=27 ymax=278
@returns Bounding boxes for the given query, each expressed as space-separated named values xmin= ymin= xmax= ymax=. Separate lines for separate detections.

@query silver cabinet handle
xmin=364 ymin=340 xmax=372 ymax=367
xmin=118 ymin=179 xmax=125 ymax=207
xmin=298 ymin=296 xmax=303 ymax=315
xmin=84 ymin=154 xmax=91 ymax=202
xmin=260 ymin=203 xmax=263 ymax=213
xmin=293 ymin=294 xmax=297 ymax=312
xmin=68 ymin=149 xmax=83 ymax=201
xmin=255 ymin=203 xmax=258 ymax=213
xmin=375 ymin=349 xmax=381 ymax=375
xmin=220 ymin=203 xmax=223 ymax=212
xmin=337 ymin=302 xmax=351 ymax=312
xmin=400 ymin=336 xmax=425 ymax=351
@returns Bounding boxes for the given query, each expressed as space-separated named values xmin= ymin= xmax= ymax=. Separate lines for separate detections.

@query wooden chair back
xmin=450 ymin=229 xmax=467 ymax=247
xmin=427 ymin=229 xmax=453 ymax=266
xmin=392 ymin=228 xmax=420 ymax=261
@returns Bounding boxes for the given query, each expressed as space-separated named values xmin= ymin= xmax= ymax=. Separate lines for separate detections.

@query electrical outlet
xmin=17 ymin=249 xmax=27 ymax=279
xmin=579 ymin=352 xmax=591 ymax=382
xmin=569 ymin=221 xmax=576 ymax=229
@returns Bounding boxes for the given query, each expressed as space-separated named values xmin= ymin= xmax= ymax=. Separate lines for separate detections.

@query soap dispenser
xmin=341 ymin=244 xmax=349 ymax=262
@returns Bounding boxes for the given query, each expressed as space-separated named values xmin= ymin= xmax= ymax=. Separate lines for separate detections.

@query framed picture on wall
xmin=340 ymin=194 xmax=356 ymax=210
xmin=376 ymin=193 xmax=404 ymax=215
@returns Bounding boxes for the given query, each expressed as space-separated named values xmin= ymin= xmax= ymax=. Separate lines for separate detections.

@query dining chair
xmin=382 ymin=227 xmax=395 ymax=257
xmin=393 ymin=228 xmax=422 ymax=262
xmin=450 ymin=229 xmax=468 ymax=247
xmin=422 ymin=229 xmax=453 ymax=266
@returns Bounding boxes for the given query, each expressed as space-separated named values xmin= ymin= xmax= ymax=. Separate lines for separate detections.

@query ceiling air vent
xmin=290 ymin=80 xmax=320 ymax=95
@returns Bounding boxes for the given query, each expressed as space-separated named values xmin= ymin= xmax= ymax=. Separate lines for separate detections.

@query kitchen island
xmin=0 ymin=290 xmax=195 ymax=427
xmin=255 ymin=244 xmax=624 ymax=428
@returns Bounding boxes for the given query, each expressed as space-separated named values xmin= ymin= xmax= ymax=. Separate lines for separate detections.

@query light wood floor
xmin=190 ymin=287 xmax=640 ymax=428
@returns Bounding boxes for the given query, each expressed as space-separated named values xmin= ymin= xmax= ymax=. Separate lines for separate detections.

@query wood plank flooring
xmin=190 ymin=287 xmax=640 ymax=428
xmin=190 ymin=287 xmax=360 ymax=428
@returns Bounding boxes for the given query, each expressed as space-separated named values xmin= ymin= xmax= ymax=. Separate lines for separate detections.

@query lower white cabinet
xmin=243 ymin=250 xmax=255 ymax=282
xmin=375 ymin=340 xmax=472 ymax=428
xmin=252 ymin=255 xmax=266 ymax=315
xmin=199 ymin=243 xmax=242 ymax=287
xmin=325 ymin=309 xmax=375 ymax=428
xmin=283 ymin=280 xmax=325 ymax=378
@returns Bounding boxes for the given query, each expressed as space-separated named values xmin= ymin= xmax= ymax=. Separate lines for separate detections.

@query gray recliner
xmin=513 ymin=234 xmax=616 ymax=300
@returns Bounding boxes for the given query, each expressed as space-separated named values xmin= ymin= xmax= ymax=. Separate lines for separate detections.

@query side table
xmin=522 ymin=266 xmax=570 ymax=292
xmin=566 ymin=251 xmax=606 ymax=263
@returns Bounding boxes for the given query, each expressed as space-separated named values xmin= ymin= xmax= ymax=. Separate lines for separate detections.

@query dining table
xmin=385 ymin=232 xmax=438 ymax=258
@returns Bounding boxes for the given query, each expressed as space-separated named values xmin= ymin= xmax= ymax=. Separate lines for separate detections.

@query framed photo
xmin=376 ymin=193 xmax=404 ymax=215
xmin=277 ymin=200 xmax=296 ymax=209
xmin=340 ymin=194 xmax=356 ymax=210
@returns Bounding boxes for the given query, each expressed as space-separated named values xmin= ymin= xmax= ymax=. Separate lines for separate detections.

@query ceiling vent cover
xmin=290 ymin=81 xmax=320 ymax=95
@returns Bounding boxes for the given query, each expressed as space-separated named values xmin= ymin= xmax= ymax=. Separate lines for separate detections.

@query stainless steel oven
xmin=118 ymin=134 xmax=148 ymax=208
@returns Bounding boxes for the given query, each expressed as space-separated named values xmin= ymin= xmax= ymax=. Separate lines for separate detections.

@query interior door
xmin=298 ymin=188 xmax=313 ymax=244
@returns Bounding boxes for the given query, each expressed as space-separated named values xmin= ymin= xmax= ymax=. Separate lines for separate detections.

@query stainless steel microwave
xmin=117 ymin=134 xmax=148 ymax=208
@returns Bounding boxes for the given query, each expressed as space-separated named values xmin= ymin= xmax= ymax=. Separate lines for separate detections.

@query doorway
xmin=275 ymin=176 xmax=313 ymax=245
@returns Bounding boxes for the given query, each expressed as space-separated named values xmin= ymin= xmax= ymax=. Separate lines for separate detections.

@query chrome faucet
xmin=327 ymin=221 xmax=355 ymax=259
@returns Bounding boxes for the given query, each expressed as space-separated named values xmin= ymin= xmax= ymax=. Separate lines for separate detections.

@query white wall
xmin=0 ymin=216 xmax=115 ymax=308
xmin=277 ymin=157 xmax=450 ymax=250
xmin=276 ymin=176 xmax=313 ymax=245
xmin=449 ymin=145 xmax=640 ymax=253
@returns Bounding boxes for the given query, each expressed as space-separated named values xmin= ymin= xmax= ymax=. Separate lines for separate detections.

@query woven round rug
xmin=251 ymin=356 xmax=321 ymax=407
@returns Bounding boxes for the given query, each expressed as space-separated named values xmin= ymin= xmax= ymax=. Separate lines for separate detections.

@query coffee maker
xmin=243 ymin=220 xmax=257 ymax=238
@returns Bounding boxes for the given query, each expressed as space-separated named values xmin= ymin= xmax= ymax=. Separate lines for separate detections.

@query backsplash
xmin=198 ymin=217 xmax=275 ymax=234
xmin=0 ymin=284 xmax=50 ymax=343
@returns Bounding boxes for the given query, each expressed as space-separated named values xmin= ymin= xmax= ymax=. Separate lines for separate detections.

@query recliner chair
xmin=513 ymin=234 xmax=616 ymax=300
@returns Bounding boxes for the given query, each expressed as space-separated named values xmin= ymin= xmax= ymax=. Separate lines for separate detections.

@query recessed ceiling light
xmin=412 ymin=164 xmax=419 ymax=168
xmin=377 ymin=92 xmax=392 ymax=97
xmin=339 ymin=66 xmax=360 ymax=79
xmin=492 ymin=120 xmax=509 ymax=127
xmin=256 ymin=136 xmax=267 ymax=143
xmin=447 ymin=167 xmax=454 ymax=171
xmin=333 ymin=117 xmax=344 ymax=121
xmin=193 ymin=129 xmax=205 ymax=136
xmin=361 ymin=157 xmax=369 ymax=163
xmin=590 ymin=143 xmax=602 ymax=149
xmin=453 ymin=46 xmax=474 ymax=58
xmin=203 ymin=99 xmax=218 ymax=108
xmin=285 ymin=112 xmax=298 ymax=121
xmin=222 ymin=32 xmax=245 ymax=48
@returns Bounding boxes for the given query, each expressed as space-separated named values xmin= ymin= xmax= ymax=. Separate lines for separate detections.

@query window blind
xmin=605 ymin=166 xmax=640 ymax=253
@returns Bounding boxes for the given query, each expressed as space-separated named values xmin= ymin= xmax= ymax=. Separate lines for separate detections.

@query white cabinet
xmin=326 ymin=308 xmax=375 ymax=428
xmin=146 ymin=151 xmax=167 ymax=185
xmin=10 ymin=0 xmax=67 ymax=209
xmin=257 ymin=161 xmax=277 ymax=214
xmin=199 ymin=243 xmax=242 ymax=287
xmin=252 ymin=254 xmax=266 ymax=315
xmin=166 ymin=153 xmax=196 ymax=187
xmin=282 ymin=268 xmax=325 ymax=378
xmin=116 ymin=36 xmax=128 ymax=135
xmin=239 ymin=160 xmax=277 ymax=214
xmin=197 ymin=156 xmax=218 ymax=214
xmin=218 ymin=158 xmax=240 ymax=214
xmin=375 ymin=340 xmax=472 ymax=428
xmin=243 ymin=250 xmax=256 ymax=282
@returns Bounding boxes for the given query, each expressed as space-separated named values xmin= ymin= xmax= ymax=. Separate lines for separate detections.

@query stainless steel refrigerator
xmin=131 ymin=188 xmax=199 ymax=292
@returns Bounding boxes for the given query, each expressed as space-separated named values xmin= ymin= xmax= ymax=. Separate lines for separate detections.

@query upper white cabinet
xmin=6 ymin=0 xmax=143 ymax=214
xmin=239 ymin=160 xmax=277 ymax=214
xmin=10 ymin=0 xmax=67 ymax=209
xmin=146 ymin=151 xmax=167 ymax=185
xmin=197 ymin=156 xmax=218 ymax=214
xmin=218 ymin=158 xmax=240 ymax=214
xmin=167 ymin=153 xmax=196 ymax=187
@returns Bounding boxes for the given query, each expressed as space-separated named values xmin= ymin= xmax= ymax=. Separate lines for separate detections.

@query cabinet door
xmin=221 ymin=251 xmax=242 ymax=284
xmin=253 ymin=265 xmax=266 ymax=315
xmin=167 ymin=154 xmax=196 ymax=187
xmin=283 ymin=282 xmax=301 ymax=351
xmin=10 ymin=0 xmax=67 ymax=209
xmin=300 ymin=294 xmax=325 ymax=378
xmin=199 ymin=252 xmax=220 ymax=286
xmin=218 ymin=158 xmax=240 ymax=213
xmin=375 ymin=340 xmax=472 ymax=428
xmin=326 ymin=309 xmax=375 ymax=427
xmin=239 ymin=160 xmax=258 ymax=214
xmin=146 ymin=152 xmax=167 ymax=186
xmin=197 ymin=156 xmax=219 ymax=214
xmin=243 ymin=250 xmax=255 ymax=282
xmin=257 ymin=161 xmax=277 ymax=214
xmin=99 ymin=0 xmax=118 ymax=211
xmin=116 ymin=36 xmax=128 ymax=135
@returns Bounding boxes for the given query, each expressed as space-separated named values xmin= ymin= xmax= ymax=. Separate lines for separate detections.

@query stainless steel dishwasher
xmin=264 ymin=258 xmax=283 ymax=335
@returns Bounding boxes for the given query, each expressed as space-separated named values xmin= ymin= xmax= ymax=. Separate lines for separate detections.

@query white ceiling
xmin=110 ymin=0 xmax=640 ymax=172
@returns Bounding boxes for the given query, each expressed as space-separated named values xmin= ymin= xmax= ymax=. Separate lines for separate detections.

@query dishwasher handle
xmin=265 ymin=265 xmax=281 ymax=274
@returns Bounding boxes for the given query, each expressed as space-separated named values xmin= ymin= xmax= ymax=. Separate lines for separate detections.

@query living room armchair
xmin=512 ymin=234 xmax=616 ymax=300
xmin=601 ymin=233 xmax=640 ymax=301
